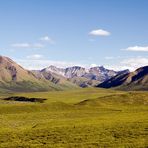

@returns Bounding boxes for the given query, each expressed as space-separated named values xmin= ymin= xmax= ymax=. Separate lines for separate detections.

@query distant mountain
xmin=85 ymin=66 xmax=129 ymax=82
xmin=98 ymin=66 xmax=148 ymax=90
xmin=0 ymin=56 xmax=78 ymax=92
xmin=32 ymin=66 xmax=79 ymax=90
xmin=39 ymin=65 xmax=129 ymax=87
xmin=43 ymin=65 xmax=65 ymax=77
xmin=43 ymin=65 xmax=86 ymax=78
xmin=65 ymin=66 xmax=87 ymax=78
xmin=0 ymin=56 xmax=131 ymax=92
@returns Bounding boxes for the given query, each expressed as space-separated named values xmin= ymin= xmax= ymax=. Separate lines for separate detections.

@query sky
xmin=0 ymin=0 xmax=148 ymax=71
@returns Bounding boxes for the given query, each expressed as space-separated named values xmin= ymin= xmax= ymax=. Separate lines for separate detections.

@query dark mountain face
xmin=98 ymin=66 xmax=148 ymax=90
xmin=131 ymin=66 xmax=148 ymax=82
xmin=98 ymin=73 xmax=129 ymax=88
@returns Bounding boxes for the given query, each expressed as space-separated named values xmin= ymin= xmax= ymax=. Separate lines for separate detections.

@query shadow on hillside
xmin=3 ymin=96 xmax=46 ymax=103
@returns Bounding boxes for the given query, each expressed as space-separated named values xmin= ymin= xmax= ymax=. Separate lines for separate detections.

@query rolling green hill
xmin=0 ymin=88 xmax=147 ymax=147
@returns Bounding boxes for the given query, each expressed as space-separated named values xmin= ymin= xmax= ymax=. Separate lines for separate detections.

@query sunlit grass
xmin=0 ymin=88 xmax=147 ymax=147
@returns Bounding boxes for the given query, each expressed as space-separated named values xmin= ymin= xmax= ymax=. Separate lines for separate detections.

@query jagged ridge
xmin=98 ymin=66 xmax=148 ymax=90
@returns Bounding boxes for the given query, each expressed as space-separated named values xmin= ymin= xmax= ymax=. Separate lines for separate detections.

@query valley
xmin=0 ymin=1 xmax=148 ymax=147
xmin=0 ymin=88 xmax=147 ymax=147
xmin=0 ymin=56 xmax=147 ymax=147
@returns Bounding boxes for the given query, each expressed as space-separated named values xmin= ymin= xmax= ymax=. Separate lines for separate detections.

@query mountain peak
xmin=40 ymin=65 xmax=130 ymax=86
xmin=98 ymin=66 xmax=148 ymax=90
xmin=0 ymin=55 xmax=13 ymax=63
xmin=42 ymin=65 xmax=65 ymax=77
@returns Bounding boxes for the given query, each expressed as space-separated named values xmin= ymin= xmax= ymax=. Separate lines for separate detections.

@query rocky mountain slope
xmin=0 ymin=56 xmax=78 ymax=92
xmin=98 ymin=66 xmax=148 ymax=90
xmin=36 ymin=65 xmax=129 ymax=87
xmin=0 ymin=55 xmax=132 ymax=91
xmin=33 ymin=67 xmax=78 ymax=89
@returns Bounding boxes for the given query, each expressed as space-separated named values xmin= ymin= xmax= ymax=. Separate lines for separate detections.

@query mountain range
xmin=0 ymin=55 xmax=147 ymax=92
xmin=32 ymin=65 xmax=129 ymax=87
xmin=98 ymin=66 xmax=148 ymax=90
xmin=0 ymin=56 xmax=78 ymax=92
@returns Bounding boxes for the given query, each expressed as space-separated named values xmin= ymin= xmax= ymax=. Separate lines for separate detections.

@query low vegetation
xmin=0 ymin=88 xmax=147 ymax=147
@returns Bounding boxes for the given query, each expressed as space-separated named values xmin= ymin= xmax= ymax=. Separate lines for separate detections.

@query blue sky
xmin=0 ymin=0 xmax=148 ymax=71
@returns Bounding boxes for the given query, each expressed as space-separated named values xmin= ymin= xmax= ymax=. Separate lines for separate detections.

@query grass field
xmin=0 ymin=88 xmax=148 ymax=147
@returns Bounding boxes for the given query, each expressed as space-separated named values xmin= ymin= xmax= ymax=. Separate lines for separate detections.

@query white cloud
xmin=90 ymin=63 xmax=98 ymax=67
xmin=17 ymin=59 xmax=85 ymax=70
xmin=26 ymin=54 xmax=44 ymax=60
xmin=11 ymin=43 xmax=44 ymax=49
xmin=122 ymin=46 xmax=148 ymax=51
xmin=17 ymin=57 xmax=148 ymax=71
xmin=89 ymin=29 xmax=110 ymax=36
xmin=105 ymin=57 xmax=148 ymax=71
xmin=40 ymin=36 xmax=55 ymax=44
xmin=11 ymin=43 xmax=30 ymax=48
xmin=104 ymin=56 xmax=114 ymax=60
xmin=121 ymin=57 xmax=148 ymax=70
xmin=32 ymin=43 xmax=44 ymax=48
xmin=11 ymin=36 xmax=55 ymax=49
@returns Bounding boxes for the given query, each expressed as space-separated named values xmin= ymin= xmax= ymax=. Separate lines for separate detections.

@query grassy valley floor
xmin=0 ymin=88 xmax=148 ymax=147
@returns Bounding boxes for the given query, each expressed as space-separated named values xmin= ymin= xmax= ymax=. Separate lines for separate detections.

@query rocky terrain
xmin=35 ymin=65 xmax=129 ymax=87
xmin=98 ymin=66 xmax=148 ymax=90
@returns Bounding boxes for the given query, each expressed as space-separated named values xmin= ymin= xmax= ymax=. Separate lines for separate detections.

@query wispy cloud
xmin=121 ymin=57 xmax=148 ymax=69
xmin=89 ymin=29 xmax=111 ymax=36
xmin=122 ymin=46 xmax=148 ymax=51
xmin=11 ymin=43 xmax=30 ymax=48
xmin=90 ymin=63 xmax=98 ymax=67
xmin=11 ymin=35 xmax=55 ymax=49
xmin=26 ymin=54 xmax=44 ymax=60
xmin=16 ymin=56 xmax=148 ymax=71
xmin=11 ymin=43 xmax=44 ymax=49
xmin=105 ymin=57 xmax=148 ymax=71
xmin=40 ymin=36 xmax=55 ymax=44
xmin=104 ymin=56 xmax=114 ymax=60
xmin=16 ymin=59 xmax=85 ymax=70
